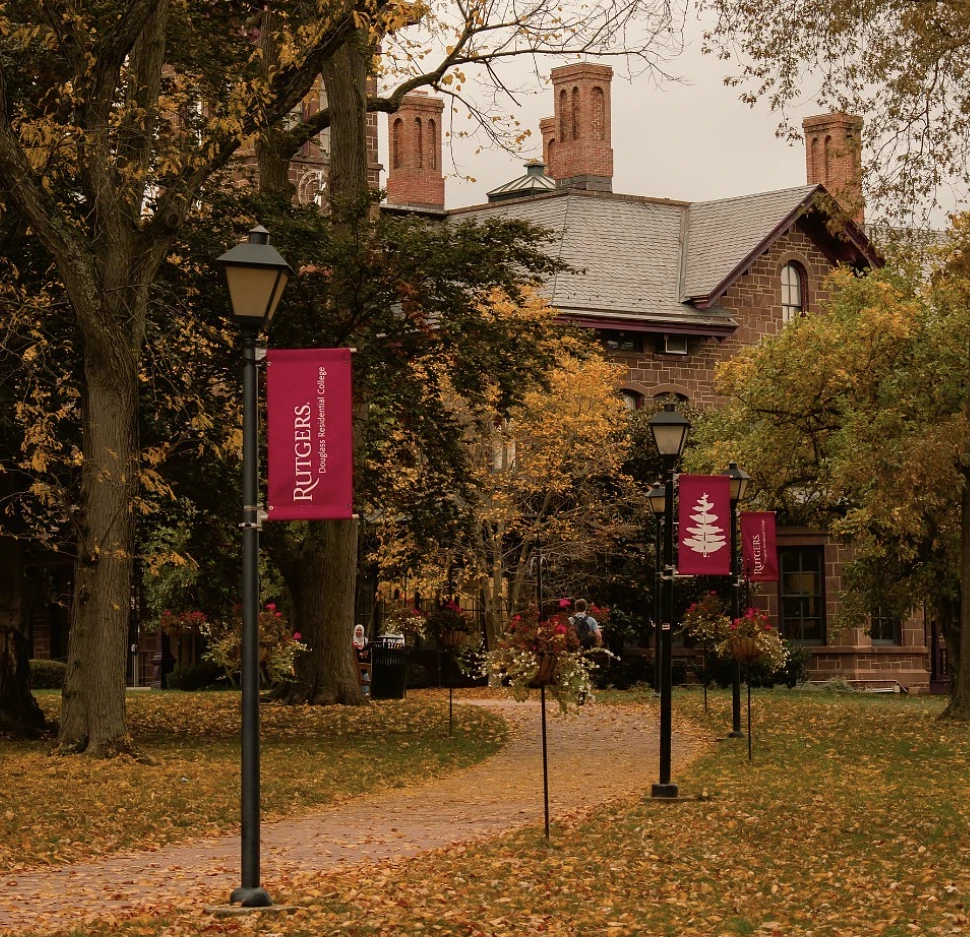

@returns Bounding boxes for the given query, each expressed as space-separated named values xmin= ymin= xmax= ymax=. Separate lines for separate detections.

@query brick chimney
xmin=386 ymin=91 xmax=445 ymax=209
xmin=802 ymin=112 xmax=864 ymax=224
xmin=540 ymin=63 xmax=613 ymax=191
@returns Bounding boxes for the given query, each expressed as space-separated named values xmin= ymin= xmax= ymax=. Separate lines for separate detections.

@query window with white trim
xmin=619 ymin=390 xmax=643 ymax=411
xmin=781 ymin=263 xmax=805 ymax=322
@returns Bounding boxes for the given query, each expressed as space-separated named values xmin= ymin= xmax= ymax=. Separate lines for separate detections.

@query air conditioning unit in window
xmin=660 ymin=334 xmax=688 ymax=355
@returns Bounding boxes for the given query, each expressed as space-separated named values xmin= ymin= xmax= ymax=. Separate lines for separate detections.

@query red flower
xmin=293 ymin=632 xmax=302 ymax=642
xmin=554 ymin=624 xmax=568 ymax=634
xmin=265 ymin=603 xmax=277 ymax=611
xmin=558 ymin=599 xmax=571 ymax=608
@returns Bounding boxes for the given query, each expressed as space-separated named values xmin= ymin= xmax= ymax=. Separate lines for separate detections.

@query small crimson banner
xmin=740 ymin=511 xmax=779 ymax=582
xmin=266 ymin=348 xmax=354 ymax=521
xmin=677 ymin=474 xmax=731 ymax=576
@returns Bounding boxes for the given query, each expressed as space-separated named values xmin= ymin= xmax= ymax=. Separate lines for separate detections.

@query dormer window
xmin=782 ymin=263 xmax=806 ymax=322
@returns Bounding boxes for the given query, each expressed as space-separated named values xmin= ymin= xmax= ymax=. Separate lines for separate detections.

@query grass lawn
xmin=0 ymin=691 xmax=505 ymax=873
xmin=45 ymin=687 xmax=970 ymax=937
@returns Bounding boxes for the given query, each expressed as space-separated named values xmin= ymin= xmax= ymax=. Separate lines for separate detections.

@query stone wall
xmin=615 ymin=223 xmax=833 ymax=407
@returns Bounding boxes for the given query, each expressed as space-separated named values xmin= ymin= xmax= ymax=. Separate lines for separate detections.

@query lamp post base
xmin=727 ymin=730 xmax=745 ymax=739
xmin=651 ymin=782 xmax=679 ymax=799
xmin=230 ymin=886 xmax=273 ymax=908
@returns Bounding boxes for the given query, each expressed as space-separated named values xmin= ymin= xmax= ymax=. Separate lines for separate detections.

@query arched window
xmin=591 ymin=87 xmax=605 ymax=141
xmin=620 ymin=390 xmax=643 ymax=411
xmin=781 ymin=263 xmax=805 ymax=322
xmin=571 ymin=86 xmax=580 ymax=140
xmin=392 ymin=119 xmax=403 ymax=170
xmin=823 ymin=135 xmax=832 ymax=181
xmin=414 ymin=118 xmax=423 ymax=169
xmin=428 ymin=119 xmax=437 ymax=169
xmin=810 ymin=136 xmax=820 ymax=179
xmin=559 ymin=90 xmax=567 ymax=141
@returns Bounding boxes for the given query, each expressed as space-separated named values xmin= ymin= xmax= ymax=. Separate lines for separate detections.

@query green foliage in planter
xmin=29 ymin=659 xmax=66 ymax=690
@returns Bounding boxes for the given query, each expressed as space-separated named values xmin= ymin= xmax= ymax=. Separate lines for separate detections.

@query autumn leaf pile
xmin=0 ymin=693 xmax=505 ymax=874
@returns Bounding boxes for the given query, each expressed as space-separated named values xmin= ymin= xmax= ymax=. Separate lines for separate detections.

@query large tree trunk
xmin=270 ymin=36 xmax=371 ymax=706
xmin=57 ymin=345 xmax=140 ymax=755
xmin=273 ymin=522 xmax=364 ymax=704
xmin=0 ymin=536 xmax=45 ymax=735
xmin=941 ymin=467 xmax=970 ymax=720
xmin=320 ymin=38 xmax=370 ymax=215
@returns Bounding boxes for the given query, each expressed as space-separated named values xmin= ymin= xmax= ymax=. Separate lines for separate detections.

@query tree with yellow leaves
xmin=689 ymin=217 xmax=970 ymax=718
xmin=378 ymin=302 xmax=636 ymax=647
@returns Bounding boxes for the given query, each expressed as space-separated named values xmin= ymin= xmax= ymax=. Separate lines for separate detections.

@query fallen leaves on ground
xmin=1 ymin=693 xmax=505 ymax=873
xmin=8 ymin=689 xmax=970 ymax=937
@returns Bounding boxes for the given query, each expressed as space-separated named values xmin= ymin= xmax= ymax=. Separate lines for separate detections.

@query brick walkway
xmin=0 ymin=699 xmax=707 ymax=934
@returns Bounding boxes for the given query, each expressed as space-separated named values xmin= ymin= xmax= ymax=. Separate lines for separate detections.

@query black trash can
xmin=371 ymin=640 xmax=410 ymax=700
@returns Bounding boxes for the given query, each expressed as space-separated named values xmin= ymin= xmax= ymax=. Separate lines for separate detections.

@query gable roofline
xmin=689 ymin=185 xmax=883 ymax=309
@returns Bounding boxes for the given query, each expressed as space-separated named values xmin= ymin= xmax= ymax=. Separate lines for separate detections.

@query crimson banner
xmin=266 ymin=349 xmax=354 ymax=521
xmin=677 ymin=474 xmax=731 ymax=576
xmin=740 ymin=511 xmax=778 ymax=582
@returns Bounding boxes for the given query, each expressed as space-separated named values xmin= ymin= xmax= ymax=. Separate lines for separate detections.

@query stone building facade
xmin=384 ymin=64 xmax=933 ymax=691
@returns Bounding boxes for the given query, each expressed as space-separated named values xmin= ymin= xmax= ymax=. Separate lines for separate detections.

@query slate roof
xmin=683 ymin=186 xmax=817 ymax=301
xmin=448 ymin=182 xmax=869 ymax=334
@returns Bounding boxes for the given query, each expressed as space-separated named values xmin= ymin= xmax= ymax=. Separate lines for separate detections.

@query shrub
xmin=201 ymin=604 xmax=307 ymax=686
xmin=29 ymin=659 xmax=67 ymax=689
xmin=779 ymin=642 xmax=812 ymax=688
xmin=165 ymin=660 xmax=226 ymax=691
xmin=406 ymin=663 xmax=430 ymax=689
xmin=706 ymin=639 xmax=813 ymax=689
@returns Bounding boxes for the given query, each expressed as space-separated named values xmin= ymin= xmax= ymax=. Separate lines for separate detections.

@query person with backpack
xmin=570 ymin=599 xmax=602 ymax=650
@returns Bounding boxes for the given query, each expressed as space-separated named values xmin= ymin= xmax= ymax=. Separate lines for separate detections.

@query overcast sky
xmin=378 ymin=22 xmax=963 ymax=225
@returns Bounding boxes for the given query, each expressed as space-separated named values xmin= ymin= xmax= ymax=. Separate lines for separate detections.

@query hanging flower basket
xmin=439 ymin=629 xmax=466 ymax=650
xmin=530 ymin=653 xmax=559 ymax=687
xmin=428 ymin=602 xmax=480 ymax=649
xmin=716 ymin=608 xmax=788 ymax=671
xmin=727 ymin=636 xmax=760 ymax=663
xmin=486 ymin=609 xmax=601 ymax=711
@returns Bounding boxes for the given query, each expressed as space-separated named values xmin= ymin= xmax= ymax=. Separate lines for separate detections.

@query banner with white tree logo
xmin=677 ymin=475 xmax=731 ymax=576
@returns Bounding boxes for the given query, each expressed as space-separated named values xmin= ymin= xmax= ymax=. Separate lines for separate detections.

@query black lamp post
xmin=217 ymin=225 xmax=292 ymax=908
xmin=646 ymin=482 xmax=666 ymax=698
xmin=720 ymin=460 xmax=751 ymax=740
xmin=648 ymin=403 xmax=690 ymax=799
